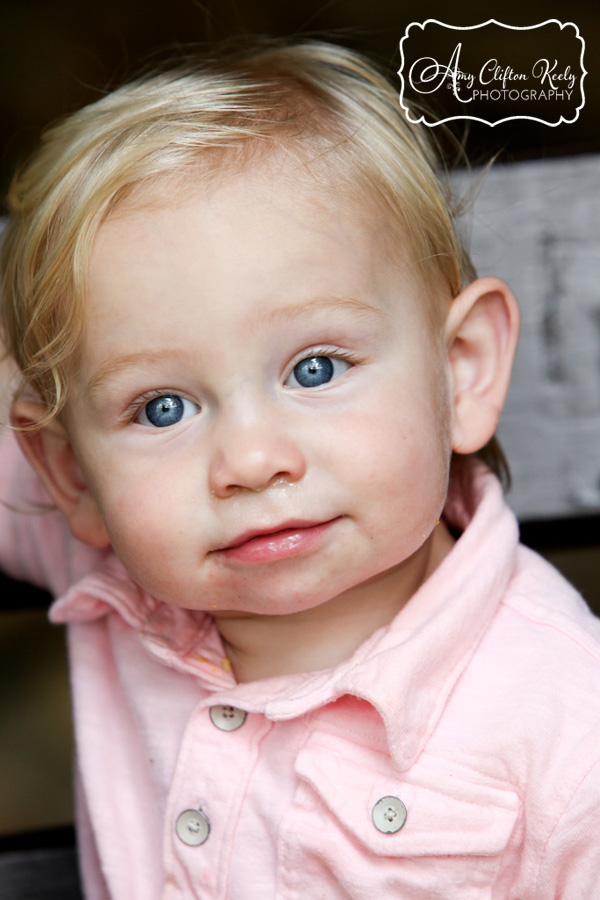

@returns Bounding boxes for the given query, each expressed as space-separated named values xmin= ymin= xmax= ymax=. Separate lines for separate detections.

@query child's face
xmin=62 ymin=157 xmax=454 ymax=616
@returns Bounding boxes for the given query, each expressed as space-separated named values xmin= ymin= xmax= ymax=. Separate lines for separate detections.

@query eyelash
xmin=285 ymin=347 xmax=358 ymax=379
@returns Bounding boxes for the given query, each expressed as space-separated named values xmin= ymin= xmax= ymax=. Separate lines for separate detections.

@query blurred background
xmin=1 ymin=0 xmax=598 ymax=841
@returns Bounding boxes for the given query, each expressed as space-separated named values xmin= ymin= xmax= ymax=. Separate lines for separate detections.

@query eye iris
xmin=293 ymin=356 xmax=334 ymax=387
xmin=145 ymin=396 xmax=184 ymax=427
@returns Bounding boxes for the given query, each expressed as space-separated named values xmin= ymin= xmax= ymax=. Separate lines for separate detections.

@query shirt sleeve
xmin=535 ymin=758 xmax=600 ymax=899
xmin=74 ymin=765 xmax=112 ymax=900
xmin=0 ymin=422 xmax=104 ymax=597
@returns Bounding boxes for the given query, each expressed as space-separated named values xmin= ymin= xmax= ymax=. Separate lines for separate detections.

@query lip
xmin=216 ymin=518 xmax=340 ymax=564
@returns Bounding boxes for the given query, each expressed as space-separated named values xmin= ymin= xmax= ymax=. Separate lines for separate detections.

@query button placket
xmin=166 ymin=702 xmax=271 ymax=895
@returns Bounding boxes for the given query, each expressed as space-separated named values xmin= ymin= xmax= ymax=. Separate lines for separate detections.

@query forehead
xmin=96 ymin=155 xmax=380 ymax=259
xmin=86 ymin=155 xmax=434 ymax=353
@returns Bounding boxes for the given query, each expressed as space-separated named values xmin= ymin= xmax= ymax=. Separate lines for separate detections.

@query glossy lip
xmin=216 ymin=518 xmax=340 ymax=564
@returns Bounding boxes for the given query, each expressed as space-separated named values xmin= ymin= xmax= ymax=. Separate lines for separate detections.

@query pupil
xmin=145 ymin=395 xmax=184 ymax=427
xmin=294 ymin=356 xmax=334 ymax=388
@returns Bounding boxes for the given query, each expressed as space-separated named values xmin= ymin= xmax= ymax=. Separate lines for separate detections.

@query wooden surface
xmin=453 ymin=155 xmax=600 ymax=521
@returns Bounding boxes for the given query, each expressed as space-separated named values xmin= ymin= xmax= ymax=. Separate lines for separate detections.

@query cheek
xmin=334 ymin=385 xmax=450 ymax=482
xmin=328 ymin=379 xmax=451 ymax=532
xmin=86 ymin=460 xmax=192 ymax=576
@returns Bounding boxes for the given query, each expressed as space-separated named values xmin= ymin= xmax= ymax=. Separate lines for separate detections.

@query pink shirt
xmin=2 ymin=426 xmax=600 ymax=899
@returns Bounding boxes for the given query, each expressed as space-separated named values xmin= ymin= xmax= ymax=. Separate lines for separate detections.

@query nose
xmin=208 ymin=413 xmax=306 ymax=498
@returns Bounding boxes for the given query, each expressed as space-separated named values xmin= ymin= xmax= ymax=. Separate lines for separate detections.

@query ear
xmin=10 ymin=399 xmax=111 ymax=548
xmin=445 ymin=277 xmax=520 ymax=455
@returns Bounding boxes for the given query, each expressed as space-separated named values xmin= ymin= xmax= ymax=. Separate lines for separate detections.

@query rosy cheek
xmin=97 ymin=476 xmax=166 ymax=556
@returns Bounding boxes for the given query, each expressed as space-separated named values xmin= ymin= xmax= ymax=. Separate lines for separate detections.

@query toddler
xmin=1 ymin=38 xmax=600 ymax=900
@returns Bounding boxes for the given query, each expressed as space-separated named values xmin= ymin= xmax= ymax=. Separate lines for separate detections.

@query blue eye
xmin=137 ymin=395 xmax=198 ymax=428
xmin=286 ymin=355 xmax=350 ymax=389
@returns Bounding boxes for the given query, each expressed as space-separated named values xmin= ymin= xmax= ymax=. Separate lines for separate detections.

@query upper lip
xmin=218 ymin=519 xmax=334 ymax=551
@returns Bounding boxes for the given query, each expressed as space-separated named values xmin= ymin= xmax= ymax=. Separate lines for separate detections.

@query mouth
xmin=215 ymin=518 xmax=341 ymax=564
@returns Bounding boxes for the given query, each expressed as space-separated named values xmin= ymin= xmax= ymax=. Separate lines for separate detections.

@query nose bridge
xmin=208 ymin=389 xmax=305 ymax=497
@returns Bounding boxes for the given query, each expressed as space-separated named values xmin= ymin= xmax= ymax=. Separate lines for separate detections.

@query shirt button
xmin=175 ymin=809 xmax=210 ymax=846
xmin=372 ymin=796 xmax=407 ymax=834
xmin=209 ymin=704 xmax=247 ymax=731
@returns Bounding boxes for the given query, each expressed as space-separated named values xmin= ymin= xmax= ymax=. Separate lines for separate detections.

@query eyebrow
xmin=87 ymin=295 xmax=383 ymax=395
xmin=253 ymin=294 xmax=385 ymax=331
xmin=87 ymin=349 xmax=182 ymax=397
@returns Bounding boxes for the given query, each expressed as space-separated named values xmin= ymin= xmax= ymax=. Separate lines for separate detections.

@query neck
xmin=213 ymin=520 xmax=455 ymax=683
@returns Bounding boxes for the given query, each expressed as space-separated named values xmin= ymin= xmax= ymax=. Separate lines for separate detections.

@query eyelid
xmin=284 ymin=346 xmax=358 ymax=379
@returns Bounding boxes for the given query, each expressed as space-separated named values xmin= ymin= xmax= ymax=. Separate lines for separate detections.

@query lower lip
xmin=220 ymin=520 xmax=339 ymax=564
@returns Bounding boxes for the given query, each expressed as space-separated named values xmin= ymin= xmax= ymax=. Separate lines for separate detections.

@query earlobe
xmin=10 ymin=399 xmax=111 ymax=548
xmin=445 ymin=277 xmax=520 ymax=455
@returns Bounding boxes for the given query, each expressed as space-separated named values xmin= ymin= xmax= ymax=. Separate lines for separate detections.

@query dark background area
xmin=0 ymin=0 xmax=599 ymax=199
xmin=0 ymin=0 xmax=598 ymax=839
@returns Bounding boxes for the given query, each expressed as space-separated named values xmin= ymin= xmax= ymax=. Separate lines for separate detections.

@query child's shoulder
xmin=449 ymin=462 xmax=600 ymax=673
xmin=477 ymin=546 xmax=600 ymax=893
xmin=502 ymin=542 xmax=600 ymax=668
xmin=453 ymin=538 xmax=600 ymax=776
